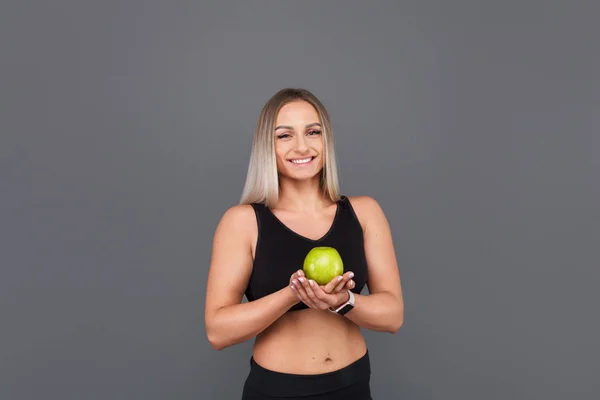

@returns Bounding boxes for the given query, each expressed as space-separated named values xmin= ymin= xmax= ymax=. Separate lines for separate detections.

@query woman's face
xmin=274 ymin=100 xmax=324 ymax=181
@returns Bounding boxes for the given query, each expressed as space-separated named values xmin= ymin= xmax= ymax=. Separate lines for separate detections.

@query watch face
xmin=338 ymin=304 xmax=354 ymax=315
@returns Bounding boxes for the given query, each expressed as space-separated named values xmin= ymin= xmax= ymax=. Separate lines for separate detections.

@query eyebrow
xmin=274 ymin=122 xmax=322 ymax=130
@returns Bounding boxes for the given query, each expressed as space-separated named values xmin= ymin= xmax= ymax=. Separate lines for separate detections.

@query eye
xmin=307 ymin=129 xmax=321 ymax=136
xmin=276 ymin=133 xmax=291 ymax=139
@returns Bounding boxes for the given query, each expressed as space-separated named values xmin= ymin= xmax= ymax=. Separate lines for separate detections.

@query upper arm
xmin=204 ymin=205 xmax=257 ymax=320
xmin=349 ymin=196 xmax=403 ymax=303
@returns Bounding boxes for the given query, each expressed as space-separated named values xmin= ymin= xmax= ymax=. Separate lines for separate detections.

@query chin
xmin=283 ymin=169 xmax=323 ymax=182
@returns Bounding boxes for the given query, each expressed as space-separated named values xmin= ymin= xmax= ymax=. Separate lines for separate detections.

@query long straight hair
xmin=239 ymin=88 xmax=341 ymax=208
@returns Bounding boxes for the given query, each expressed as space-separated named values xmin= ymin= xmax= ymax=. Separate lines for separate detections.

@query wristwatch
xmin=329 ymin=290 xmax=355 ymax=315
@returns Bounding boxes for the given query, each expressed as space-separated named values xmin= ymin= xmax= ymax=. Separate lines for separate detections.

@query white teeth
xmin=290 ymin=157 xmax=312 ymax=164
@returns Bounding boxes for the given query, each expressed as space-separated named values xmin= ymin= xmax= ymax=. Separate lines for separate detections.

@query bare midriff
xmin=252 ymin=308 xmax=367 ymax=374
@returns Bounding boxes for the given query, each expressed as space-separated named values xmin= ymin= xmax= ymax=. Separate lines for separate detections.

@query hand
xmin=322 ymin=271 xmax=355 ymax=294
xmin=290 ymin=270 xmax=355 ymax=311
xmin=289 ymin=270 xmax=354 ymax=293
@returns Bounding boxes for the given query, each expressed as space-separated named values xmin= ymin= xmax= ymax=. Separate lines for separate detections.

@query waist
xmin=252 ymin=308 xmax=367 ymax=374
xmin=244 ymin=350 xmax=371 ymax=398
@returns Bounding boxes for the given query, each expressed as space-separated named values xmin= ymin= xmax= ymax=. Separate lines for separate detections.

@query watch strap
xmin=329 ymin=290 xmax=355 ymax=315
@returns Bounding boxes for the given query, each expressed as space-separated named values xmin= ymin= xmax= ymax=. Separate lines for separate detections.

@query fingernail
xmin=293 ymin=279 xmax=298 ymax=285
xmin=349 ymin=272 xmax=354 ymax=278
xmin=298 ymin=277 xmax=304 ymax=283
xmin=291 ymin=285 xmax=296 ymax=290
xmin=309 ymin=280 xmax=315 ymax=286
xmin=338 ymin=276 xmax=343 ymax=282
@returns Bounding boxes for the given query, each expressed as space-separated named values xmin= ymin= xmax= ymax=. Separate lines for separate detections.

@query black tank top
xmin=245 ymin=196 xmax=368 ymax=312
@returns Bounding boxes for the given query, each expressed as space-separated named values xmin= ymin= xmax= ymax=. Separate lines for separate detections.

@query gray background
xmin=1 ymin=1 xmax=599 ymax=399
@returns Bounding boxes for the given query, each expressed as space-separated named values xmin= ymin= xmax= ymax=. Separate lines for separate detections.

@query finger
xmin=311 ymin=284 xmax=333 ymax=309
xmin=310 ymin=281 xmax=331 ymax=302
xmin=290 ymin=282 xmax=301 ymax=301
xmin=303 ymin=279 xmax=329 ymax=309
xmin=292 ymin=278 xmax=308 ymax=299
xmin=290 ymin=270 xmax=302 ymax=283
xmin=333 ymin=279 xmax=346 ymax=293
xmin=293 ymin=284 xmax=316 ymax=308
xmin=296 ymin=277 xmax=319 ymax=308
xmin=323 ymin=275 xmax=343 ymax=293
xmin=345 ymin=279 xmax=355 ymax=290
xmin=333 ymin=272 xmax=354 ymax=293
xmin=311 ymin=282 xmax=344 ymax=309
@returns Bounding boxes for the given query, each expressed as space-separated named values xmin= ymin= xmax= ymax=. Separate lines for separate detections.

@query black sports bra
xmin=245 ymin=196 xmax=368 ymax=312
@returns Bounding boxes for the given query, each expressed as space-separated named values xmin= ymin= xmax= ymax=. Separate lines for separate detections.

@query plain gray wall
xmin=1 ymin=1 xmax=599 ymax=399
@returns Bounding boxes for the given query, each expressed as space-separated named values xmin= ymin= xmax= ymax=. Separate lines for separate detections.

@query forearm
xmin=206 ymin=287 xmax=298 ymax=350
xmin=344 ymin=291 xmax=404 ymax=333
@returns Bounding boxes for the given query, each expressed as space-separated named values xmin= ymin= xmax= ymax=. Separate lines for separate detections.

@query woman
xmin=205 ymin=88 xmax=404 ymax=399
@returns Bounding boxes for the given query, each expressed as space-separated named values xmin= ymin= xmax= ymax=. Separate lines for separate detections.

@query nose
xmin=294 ymin=134 xmax=309 ymax=153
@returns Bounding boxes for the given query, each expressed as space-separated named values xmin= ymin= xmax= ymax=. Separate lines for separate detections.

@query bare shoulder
xmin=217 ymin=203 xmax=255 ymax=227
xmin=215 ymin=203 xmax=257 ymax=238
xmin=346 ymin=195 xmax=387 ymax=231
xmin=347 ymin=195 xmax=381 ymax=210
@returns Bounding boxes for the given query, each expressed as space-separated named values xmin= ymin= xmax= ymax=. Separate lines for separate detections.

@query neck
xmin=276 ymin=175 xmax=332 ymax=212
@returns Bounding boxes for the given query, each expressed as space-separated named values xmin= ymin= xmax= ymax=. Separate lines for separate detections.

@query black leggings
xmin=241 ymin=350 xmax=372 ymax=400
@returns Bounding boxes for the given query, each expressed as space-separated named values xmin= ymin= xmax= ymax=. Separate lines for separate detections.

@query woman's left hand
xmin=291 ymin=273 xmax=352 ymax=311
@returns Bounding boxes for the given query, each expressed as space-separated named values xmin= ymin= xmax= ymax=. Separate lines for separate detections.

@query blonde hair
xmin=239 ymin=88 xmax=341 ymax=208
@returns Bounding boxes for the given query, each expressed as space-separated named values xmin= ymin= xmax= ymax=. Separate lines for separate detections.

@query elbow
xmin=206 ymin=327 xmax=220 ymax=350
xmin=207 ymin=333 xmax=225 ymax=351
xmin=211 ymin=342 xmax=227 ymax=351
xmin=388 ymin=309 xmax=404 ymax=334
xmin=381 ymin=293 xmax=404 ymax=334
xmin=205 ymin=319 xmax=228 ymax=351
xmin=206 ymin=323 xmax=250 ymax=350
xmin=207 ymin=329 xmax=229 ymax=351
xmin=388 ymin=318 xmax=403 ymax=334
xmin=206 ymin=325 xmax=246 ymax=351
xmin=370 ymin=312 xmax=403 ymax=334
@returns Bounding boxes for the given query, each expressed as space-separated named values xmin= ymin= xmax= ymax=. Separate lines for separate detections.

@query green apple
xmin=303 ymin=246 xmax=344 ymax=286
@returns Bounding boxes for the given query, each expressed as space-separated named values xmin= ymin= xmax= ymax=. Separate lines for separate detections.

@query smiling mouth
xmin=288 ymin=156 xmax=315 ymax=165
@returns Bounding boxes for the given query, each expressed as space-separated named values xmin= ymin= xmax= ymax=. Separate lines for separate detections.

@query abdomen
xmin=252 ymin=309 xmax=367 ymax=374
